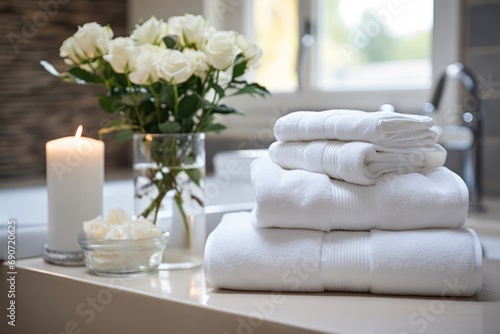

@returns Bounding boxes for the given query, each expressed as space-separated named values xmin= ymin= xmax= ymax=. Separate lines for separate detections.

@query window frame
xmin=204 ymin=0 xmax=463 ymax=138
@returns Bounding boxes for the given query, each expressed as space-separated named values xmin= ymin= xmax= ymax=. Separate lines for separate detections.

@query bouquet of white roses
xmin=42 ymin=14 xmax=269 ymax=139
xmin=42 ymin=14 xmax=269 ymax=232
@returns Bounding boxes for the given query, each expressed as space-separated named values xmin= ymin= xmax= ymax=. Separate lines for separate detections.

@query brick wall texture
xmin=0 ymin=0 xmax=130 ymax=182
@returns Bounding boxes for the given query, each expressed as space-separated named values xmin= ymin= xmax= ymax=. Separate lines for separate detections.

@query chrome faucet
xmin=423 ymin=63 xmax=483 ymax=211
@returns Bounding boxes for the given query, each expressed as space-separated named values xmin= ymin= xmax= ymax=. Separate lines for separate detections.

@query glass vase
xmin=133 ymin=133 xmax=206 ymax=270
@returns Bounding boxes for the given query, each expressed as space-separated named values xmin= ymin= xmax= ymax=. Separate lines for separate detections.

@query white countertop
xmin=1 ymin=172 xmax=500 ymax=333
xmin=3 ymin=257 xmax=500 ymax=334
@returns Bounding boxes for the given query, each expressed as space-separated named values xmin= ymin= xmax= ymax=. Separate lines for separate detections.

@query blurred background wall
xmin=0 ymin=0 xmax=499 ymax=195
xmin=465 ymin=0 xmax=500 ymax=195
xmin=0 ymin=0 xmax=130 ymax=184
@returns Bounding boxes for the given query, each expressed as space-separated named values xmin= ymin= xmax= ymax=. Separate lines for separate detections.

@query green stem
xmin=149 ymin=84 xmax=162 ymax=124
xmin=173 ymin=83 xmax=179 ymax=118
xmin=200 ymin=68 xmax=215 ymax=97
xmin=173 ymin=190 xmax=191 ymax=248
xmin=122 ymin=75 xmax=145 ymax=132
xmin=139 ymin=162 xmax=175 ymax=219
xmin=141 ymin=185 xmax=169 ymax=222
xmin=138 ymin=168 xmax=193 ymax=247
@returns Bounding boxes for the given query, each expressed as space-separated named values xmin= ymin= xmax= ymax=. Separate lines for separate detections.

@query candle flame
xmin=75 ymin=125 xmax=83 ymax=140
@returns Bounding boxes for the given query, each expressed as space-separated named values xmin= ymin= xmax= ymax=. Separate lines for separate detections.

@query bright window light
xmin=317 ymin=0 xmax=433 ymax=90
xmin=252 ymin=0 xmax=433 ymax=92
xmin=252 ymin=0 xmax=299 ymax=92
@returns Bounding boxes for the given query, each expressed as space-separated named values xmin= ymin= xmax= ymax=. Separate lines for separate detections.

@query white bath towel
xmin=269 ymin=141 xmax=447 ymax=185
xmin=274 ymin=110 xmax=437 ymax=147
xmin=251 ymin=158 xmax=469 ymax=231
xmin=204 ymin=212 xmax=482 ymax=296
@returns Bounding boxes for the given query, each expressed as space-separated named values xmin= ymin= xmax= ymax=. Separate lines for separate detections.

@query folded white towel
xmin=204 ymin=212 xmax=482 ymax=296
xmin=251 ymin=158 xmax=469 ymax=231
xmin=274 ymin=110 xmax=437 ymax=147
xmin=269 ymin=141 xmax=447 ymax=185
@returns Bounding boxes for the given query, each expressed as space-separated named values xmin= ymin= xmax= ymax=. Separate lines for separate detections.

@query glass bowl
xmin=78 ymin=232 xmax=169 ymax=277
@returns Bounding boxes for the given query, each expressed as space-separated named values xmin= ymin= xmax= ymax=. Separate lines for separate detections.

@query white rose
xmin=168 ymin=14 xmax=207 ymax=48
xmin=157 ymin=49 xmax=194 ymax=84
xmin=128 ymin=44 xmax=165 ymax=85
xmin=236 ymin=34 xmax=263 ymax=69
xmin=131 ymin=16 xmax=168 ymax=45
xmin=83 ymin=216 xmax=109 ymax=239
xmin=203 ymin=31 xmax=238 ymax=70
xmin=60 ymin=22 xmax=113 ymax=65
xmin=183 ymin=48 xmax=208 ymax=79
xmin=79 ymin=60 xmax=99 ymax=73
xmin=108 ymin=36 xmax=135 ymax=49
xmin=60 ymin=36 xmax=83 ymax=65
xmin=103 ymin=37 xmax=140 ymax=73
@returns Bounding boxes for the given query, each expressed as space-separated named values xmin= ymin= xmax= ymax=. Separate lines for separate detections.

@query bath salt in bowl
xmin=78 ymin=209 xmax=169 ymax=277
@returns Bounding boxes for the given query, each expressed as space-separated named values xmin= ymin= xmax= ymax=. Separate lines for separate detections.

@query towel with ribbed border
xmin=273 ymin=110 xmax=437 ymax=147
xmin=251 ymin=158 xmax=469 ymax=231
xmin=269 ymin=140 xmax=447 ymax=185
xmin=204 ymin=212 xmax=482 ymax=296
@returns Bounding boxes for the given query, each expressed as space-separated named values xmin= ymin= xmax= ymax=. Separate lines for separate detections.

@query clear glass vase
xmin=133 ymin=133 xmax=206 ymax=270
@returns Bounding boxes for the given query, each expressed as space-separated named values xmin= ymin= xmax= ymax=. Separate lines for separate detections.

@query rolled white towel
xmin=251 ymin=158 xmax=469 ymax=231
xmin=204 ymin=212 xmax=482 ymax=296
xmin=269 ymin=141 xmax=447 ymax=185
xmin=274 ymin=110 xmax=437 ymax=147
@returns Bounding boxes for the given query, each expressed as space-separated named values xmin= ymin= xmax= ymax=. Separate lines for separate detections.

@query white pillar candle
xmin=46 ymin=125 xmax=104 ymax=252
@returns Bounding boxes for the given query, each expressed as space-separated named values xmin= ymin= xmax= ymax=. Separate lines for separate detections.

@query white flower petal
xmin=203 ymin=31 xmax=238 ymax=70
xmin=131 ymin=16 xmax=168 ymax=45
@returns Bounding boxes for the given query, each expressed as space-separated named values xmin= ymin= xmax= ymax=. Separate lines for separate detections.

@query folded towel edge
xmin=467 ymin=228 xmax=483 ymax=293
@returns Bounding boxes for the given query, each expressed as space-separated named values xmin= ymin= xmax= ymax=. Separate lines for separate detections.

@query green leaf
xmin=177 ymin=94 xmax=201 ymax=118
xmin=184 ymin=76 xmax=203 ymax=95
xmin=114 ymin=73 xmax=128 ymax=88
xmin=143 ymin=111 xmax=158 ymax=125
xmin=68 ymin=67 xmax=104 ymax=84
xmin=98 ymin=94 xmax=121 ymax=114
xmin=210 ymin=81 xmax=225 ymax=99
xmin=211 ymin=104 xmax=242 ymax=115
xmin=232 ymin=54 xmax=247 ymax=80
xmin=102 ymin=62 xmax=115 ymax=80
xmin=163 ymin=35 xmax=178 ymax=49
xmin=101 ymin=118 xmax=124 ymax=128
xmin=230 ymin=82 xmax=270 ymax=97
xmin=203 ymin=123 xmax=226 ymax=133
xmin=120 ymin=92 xmax=150 ymax=106
xmin=160 ymin=85 xmax=174 ymax=107
xmin=185 ymin=168 xmax=202 ymax=187
xmin=98 ymin=121 xmax=138 ymax=138
xmin=159 ymin=121 xmax=181 ymax=133
xmin=99 ymin=118 xmax=134 ymax=133
xmin=113 ymin=129 xmax=134 ymax=141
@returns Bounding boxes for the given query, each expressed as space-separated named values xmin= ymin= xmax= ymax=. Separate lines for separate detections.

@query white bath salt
xmin=83 ymin=208 xmax=162 ymax=240
xmin=106 ymin=208 xmax=129 ymax=225
xmin=83 ymin=215 xmax=110 ymax=239
xmin=130 ymin=216 xmax=162 ymax=239
xmin=105 ymin=224 xmax=132 ymax=240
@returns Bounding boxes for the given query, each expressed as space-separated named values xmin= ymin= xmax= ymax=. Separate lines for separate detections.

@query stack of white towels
xmin=204 ymin=110 xmax=483 ymax=297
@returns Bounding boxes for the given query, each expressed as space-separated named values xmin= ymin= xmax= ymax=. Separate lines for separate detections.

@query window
xmin=205 ymin=0 xmax=461 ymax=136
xmin=252 ymin=0 xmax=433 ymax=92
xmin=316 ymin=0 xmax=432 ymax=91
xmin=252 ymin=0 xmax=299 ymax=92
